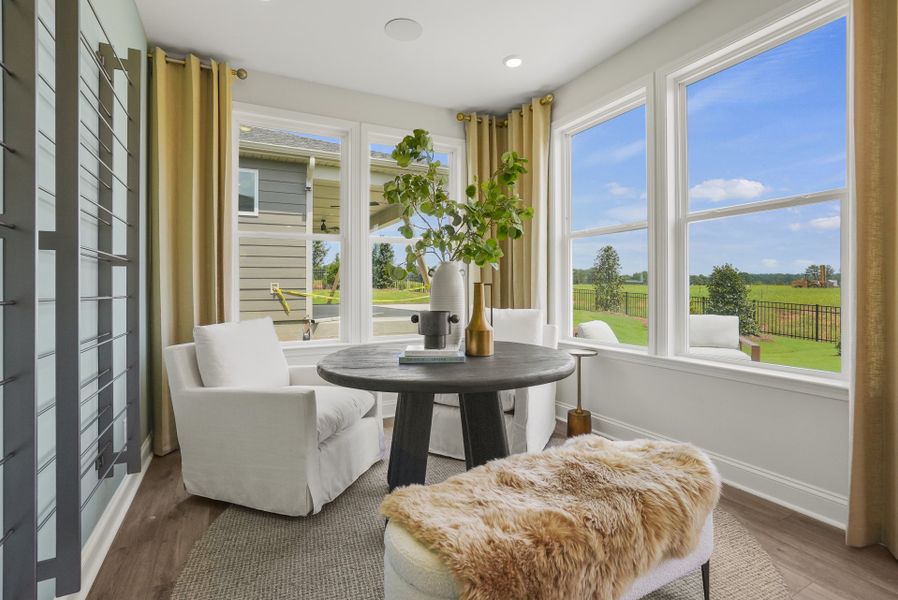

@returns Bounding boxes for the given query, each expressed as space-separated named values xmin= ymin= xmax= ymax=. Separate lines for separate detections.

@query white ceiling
xmin=135 ymin=0 xmax=702 ymax=113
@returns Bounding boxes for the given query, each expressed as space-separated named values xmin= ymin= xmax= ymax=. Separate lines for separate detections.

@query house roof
xmin=240 ymin=126 xmax=393 ymax=160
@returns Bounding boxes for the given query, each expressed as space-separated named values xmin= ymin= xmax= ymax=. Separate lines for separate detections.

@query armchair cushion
xmin=313 ymin=385 xmax=376 ymax=444
xmin=576 ymin=320 xmax=619 ymax=343
xmin=689 ymin=315 xmax=739 ymax=350
xmin=193 ymin=317 xmax=290 ymax=388
xmin=490 ymin=308 xmax=543 ymax=345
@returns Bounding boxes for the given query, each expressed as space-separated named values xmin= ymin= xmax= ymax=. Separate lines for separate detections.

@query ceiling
xmin=135 ymin=0 xmax=702 ymax=113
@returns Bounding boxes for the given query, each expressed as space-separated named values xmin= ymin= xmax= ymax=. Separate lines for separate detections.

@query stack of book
xmin=398 ymin=343 xmax=466 ymax=364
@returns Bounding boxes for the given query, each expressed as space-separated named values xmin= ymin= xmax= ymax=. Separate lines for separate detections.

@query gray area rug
xmin=172 ymin=449 xmax=789 ymax=600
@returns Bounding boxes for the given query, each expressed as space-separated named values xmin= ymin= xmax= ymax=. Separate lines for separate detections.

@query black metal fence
xmin=573 ymin=289 xmax=841 ymax=343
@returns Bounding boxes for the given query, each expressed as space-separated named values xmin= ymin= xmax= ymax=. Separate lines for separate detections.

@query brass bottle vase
xmin=465 ymin=282 xmax=494 ymax=356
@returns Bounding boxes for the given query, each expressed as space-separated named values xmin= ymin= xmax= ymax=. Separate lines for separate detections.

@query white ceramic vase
xmin=429 ymin=261 xmax=466 ymax=346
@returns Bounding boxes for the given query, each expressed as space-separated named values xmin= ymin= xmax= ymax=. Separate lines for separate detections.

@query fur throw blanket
xmin=380 ymin=435 xmax=721 ymax=600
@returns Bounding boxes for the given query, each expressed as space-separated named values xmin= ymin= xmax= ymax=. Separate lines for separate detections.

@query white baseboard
xmin=555 ymin=403 xmax=848 ymax=529
xmin=58 ymin=436 xmax=154 ymax=600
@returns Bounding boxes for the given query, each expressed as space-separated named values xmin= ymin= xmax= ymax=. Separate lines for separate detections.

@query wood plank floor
xmin=88 ymin=426 xmax=898 ymax=600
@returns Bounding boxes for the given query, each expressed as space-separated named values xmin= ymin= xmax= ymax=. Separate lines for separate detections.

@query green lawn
xmin=574 ymin=283 xmax=841 ymax=306
xmin=573 ymin=310 xmax=841 ymax=372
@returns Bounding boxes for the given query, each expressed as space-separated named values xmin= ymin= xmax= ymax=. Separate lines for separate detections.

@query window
xmin=368 ymin=139 xmax=453 ymax=338
xmin=232 ymin=108 xmax=465 ymax=345
xmin=567 ymin=99 xmax=649 ymax=347
xmin=238 ymin=168 xmax=260 ymax=216
xmin=235 ymin=122 xmax=344 ymax=342
xmin=681 ymin=16 xmax=846 ymax=373
xmin=555 ymin=5 xmax=849 ymax=378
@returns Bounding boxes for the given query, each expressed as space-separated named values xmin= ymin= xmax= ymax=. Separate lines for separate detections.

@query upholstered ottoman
xmin=383 ymin=515 xmax=713 ymax=600
xmin=381 ymin=436 xmax=719 ymax=600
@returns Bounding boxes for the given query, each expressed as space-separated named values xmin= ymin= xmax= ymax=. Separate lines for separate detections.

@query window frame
xmin=231 ymin=104 xmax=357 ymax=346
xmin=230 ymin=104 xmax=466 ymax=349
xmin=362 ymin=124 xmax=466 ymax=342
xmin=552 ymin=0 xmax=852 ymax=385
xmin=668 ymin=1 xmax=850 ymax=380
xmin=237 ymin=167 xmax=260 ymax=217
xmin=555 ymin=84 xmax=654 ymax=352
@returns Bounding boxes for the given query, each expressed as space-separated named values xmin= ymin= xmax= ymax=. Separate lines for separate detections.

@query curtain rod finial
xmin=456 ymin=112 xmax=468 ymax=122
xmin=234 ymin=68 xmax=248 ymax=80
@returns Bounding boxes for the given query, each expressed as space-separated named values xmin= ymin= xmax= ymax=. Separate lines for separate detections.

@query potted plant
xmin=382 ymin=129 xmax=532 ymax=344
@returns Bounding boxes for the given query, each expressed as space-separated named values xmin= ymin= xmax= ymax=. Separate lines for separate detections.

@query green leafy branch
xmin=381 ymin=129 xmax=532 ymax=278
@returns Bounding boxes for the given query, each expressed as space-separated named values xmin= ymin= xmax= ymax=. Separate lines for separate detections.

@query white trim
xmin=362 ymin=124 xmax=466 ymax=340
xmin=552 ymin=1 xmax=851 ymax=379
xmin=559 ymin=339 xmax=849 ymax=402
xmin=665 ymin=3 xmax=850 ymax=378
xmin=231 ymin=104 xmax=465 ymax=346
xmin=569 ymin=220 xmax=648 ymax=240
xmin=57 ymin=437 xmax=153 ymax=600
xmin=685 ymin=188 xmax=847 ymax=224
xmin=236 ymin=168 xmax=260 ymax=217
xmin=551 ymin=78 xmax=652 ymax=349
xmin=554 ymin=403 xmax=848 ymax=528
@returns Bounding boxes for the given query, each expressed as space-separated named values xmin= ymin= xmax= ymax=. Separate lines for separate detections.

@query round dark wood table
xmin=317 ymin=341 xmax=576 ymax=490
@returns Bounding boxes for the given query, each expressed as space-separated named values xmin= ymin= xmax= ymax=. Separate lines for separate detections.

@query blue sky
xmin=571 ymin=17 xmax=846 ymax=276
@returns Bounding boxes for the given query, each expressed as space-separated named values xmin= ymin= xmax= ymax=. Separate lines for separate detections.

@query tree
xmin=324 ymin=253 xmax=340 ymax=287
xmin=706 ymin=263 xmax=758 ymax=335
xmin=804 ymin=264 xmax=836 ymax=285
xmin=312 ymin=240 xmax=329 ymax=272
xmin=371 ymin=243 xmax=396 ymax=289
xmin=592 ymin=245 xmax=623 ymax=312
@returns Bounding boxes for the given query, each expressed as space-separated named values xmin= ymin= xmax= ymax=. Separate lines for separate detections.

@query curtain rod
xmin=456 ymin=93 xmax=554 ymax=126
xmin=146 ymin=51 xmax=248 ymax=80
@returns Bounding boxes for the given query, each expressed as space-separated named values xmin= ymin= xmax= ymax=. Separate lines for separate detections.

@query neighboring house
xmin=236 ymin=126 xmax=442 ymax=340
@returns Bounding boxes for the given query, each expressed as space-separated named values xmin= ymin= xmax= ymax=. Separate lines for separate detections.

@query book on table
xmin=399 ymin=343 xmax=465 ymax=364
xmin=402 ymin=343 xmax=462 ymax=357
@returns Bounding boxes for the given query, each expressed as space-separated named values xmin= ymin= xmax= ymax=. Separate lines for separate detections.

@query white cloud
xmin=605 ymin=205 xmax=646 ymax=223
xmin=582 ymin=139 xmax=645 ymax=165
xmin=787 ymin=223 xmax=802 ymax=232
xmin=689 ymin=178 xmax=769 ymax=202
xmin=808 ymin=215 xmax=840 ymax=230
xmin=605 ymin=182 xmax=639 ymax=197
xmin=761 ymin=258 xmax=779 ymax=269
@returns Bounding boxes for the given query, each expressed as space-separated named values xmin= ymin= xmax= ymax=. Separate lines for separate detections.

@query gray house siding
xmin=238 ymin=156 xmax=311 ymax=328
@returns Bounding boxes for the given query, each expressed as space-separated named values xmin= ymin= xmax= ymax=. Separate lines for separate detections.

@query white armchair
xmin=576 ymin=319 xmax=620 ymax=343
xmin=689 ymin=315 xmax=761 ymax=362
xmin=163 ymin=318 xmax=385 ymax=517
xmin=429 ymin=309 xmax=559 ymax=459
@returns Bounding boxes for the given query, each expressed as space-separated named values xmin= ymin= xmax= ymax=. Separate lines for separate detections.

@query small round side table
xmin=567 ymin=348 xmax=597 ymax=437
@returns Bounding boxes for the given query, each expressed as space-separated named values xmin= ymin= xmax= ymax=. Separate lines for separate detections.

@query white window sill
xmin=559 ymin=338 xmax=849 ymax=402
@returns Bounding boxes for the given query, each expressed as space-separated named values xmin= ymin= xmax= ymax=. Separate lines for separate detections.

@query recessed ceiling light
xmin=384 ymin=18 xmax=423 ymax=42
xmin=503 ymin=55 xmax=523 ymax=69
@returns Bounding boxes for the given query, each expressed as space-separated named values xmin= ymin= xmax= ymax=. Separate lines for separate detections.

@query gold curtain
xmin=464 ymin=97 xmax=552 ymax=309
xmin=847 ymin=0 xmax=897 ymax=559
xmin=148 ymin=49 xmax=234 ymax=455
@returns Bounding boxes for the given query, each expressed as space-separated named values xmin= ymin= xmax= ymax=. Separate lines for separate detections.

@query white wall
xmin=232 ymin=70 xmax=463 ymax=139
xmin=551 ymin=0 xmax=850 ymax=526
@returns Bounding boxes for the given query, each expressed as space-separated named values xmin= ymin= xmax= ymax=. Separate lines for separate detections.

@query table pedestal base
xmin=387 ymin=392 xmax=434 ymax=492
xmin=387 ymin=391 xmax=510 ymax=491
